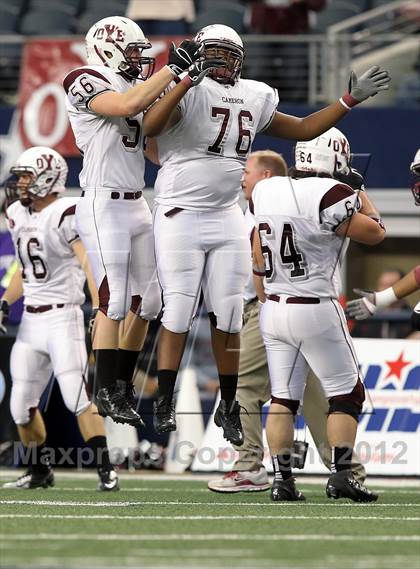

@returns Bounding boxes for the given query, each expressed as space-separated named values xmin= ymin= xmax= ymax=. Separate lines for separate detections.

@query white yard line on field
xmin=0 ymin=513 xmax=418 ymax=521
xmin=50 ymin=487 xmax=420 ymax=495
xmin=0 ymin=533 xmax=418 ymax=542
xmin=0 ymin=499 xmax=419 ymax=508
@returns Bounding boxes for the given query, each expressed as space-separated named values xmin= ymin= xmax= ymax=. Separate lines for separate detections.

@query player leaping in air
xmin=142 ymin=24 xmax=391 ymax=446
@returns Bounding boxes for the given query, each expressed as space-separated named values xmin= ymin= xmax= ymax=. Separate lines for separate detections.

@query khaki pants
xmin=234 ymin=299 xmax=365 ymax=479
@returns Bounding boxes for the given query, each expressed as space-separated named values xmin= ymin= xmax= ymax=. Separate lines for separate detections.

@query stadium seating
xmin=20 ymin=10 xmax=74 ymax=35
xmin=191 ymin=1 xmax=246 ymax=34
xmin=30 ymin=0 xmax=82 ymax=16
xmin=313 ymin=1 xmax=362 ymax=32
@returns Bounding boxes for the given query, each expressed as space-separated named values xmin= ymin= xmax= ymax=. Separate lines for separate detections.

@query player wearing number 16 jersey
xmin=142 ymin=24 xmax=391 ymax=445
xmin=63 ymin=16 xmax=203 ymax=425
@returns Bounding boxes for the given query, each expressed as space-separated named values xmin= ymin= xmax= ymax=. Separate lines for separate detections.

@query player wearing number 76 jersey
xmin=142 ymin=24 xmax=390 ymax=446
xmin=63 ymin=16 xmax=204 ymax=426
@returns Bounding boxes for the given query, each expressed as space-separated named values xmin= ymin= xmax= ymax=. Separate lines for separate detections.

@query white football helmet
xmin=10 ymin=147 xmax=68 ymax=199
xmin=85 ymin=16 xmax=154 ymax=80
xmin=410 ymin=148 xmax=420 ymax=206
xmin=295 ymin=127 xmax=351 ymax=177
xmin=194 ymin=24 xmax=244 ymax=84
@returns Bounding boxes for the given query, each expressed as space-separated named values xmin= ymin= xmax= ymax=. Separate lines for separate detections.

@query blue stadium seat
xmin=30 ymin=0 xmax=82 ymax=16
xmin=0 ymin=7 xmax=19 ymax=33
xmin=20 ymin=10 xmax=74 ymax=35
xmin=191 ymin=2 xmax=246 ymax=34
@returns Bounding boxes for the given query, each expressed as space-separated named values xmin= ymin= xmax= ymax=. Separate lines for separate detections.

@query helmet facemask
xmin=10 ymin=165 xmax=60 ymax=207
xmin=102 ymin=39 xmax=155 ymax=80
xmin=411 ymin=163 xmax=420 ymax=206
xmin=203 ymin=42 xmax=243 ymax=84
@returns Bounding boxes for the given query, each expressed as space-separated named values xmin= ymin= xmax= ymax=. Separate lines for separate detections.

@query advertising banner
xmin=191 ymin=339 xmax=420 ymax=476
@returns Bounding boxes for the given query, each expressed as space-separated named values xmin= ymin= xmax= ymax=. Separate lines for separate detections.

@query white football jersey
xmin=252 ymin=176 xmax=360 ymax=298
xmin=6 ymin=198 xmax=85 ymax=306
xmin=63 ymin=65 xmax=145 ymax=192
xmin=154 ymin=77 xmax=278 ymax=210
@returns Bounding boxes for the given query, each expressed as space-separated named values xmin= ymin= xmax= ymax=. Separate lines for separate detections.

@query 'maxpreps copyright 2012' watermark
xmin=12 ymin=440 xmax=409 ymax=469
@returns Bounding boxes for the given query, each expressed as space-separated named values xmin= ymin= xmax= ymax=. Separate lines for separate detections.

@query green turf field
xmin=0 ymin=473 xmax=419 ymax=569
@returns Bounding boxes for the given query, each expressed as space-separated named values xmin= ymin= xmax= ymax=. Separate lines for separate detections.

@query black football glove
xmin=411 ymin=303 xmax=420 ymax=331
xmin=186 ymin=58 xmax=226 ymax=87
xmin=0 ymin=299 xmax=9 ymax=334
xmin=168 ymin=40 xmax=203 ymax=75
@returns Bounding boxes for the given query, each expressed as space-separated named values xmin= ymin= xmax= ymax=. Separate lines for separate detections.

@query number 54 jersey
xmin=63 ymin=65 xmax=145 ymax=192
xmin=154 ymin=76 xmax=278 ymax=210
xmin=6 ymin=198 xmax=85 ymax=306
xmin=252 ymin=176 xmax=360 ymax=299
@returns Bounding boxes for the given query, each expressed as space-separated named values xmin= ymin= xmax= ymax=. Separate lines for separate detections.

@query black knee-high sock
xmin=115 ymin=349 xmax=139 ymax=384
xmin=87 ymin=436 xmax=112 ymax=472
xmin=332 ymin=446 xmax=353 ymax=472
xmin=219 ymin=374 xmax=238 ymax=405
xmin=94 ymin=349 xmax=118 ymax=394
xmin=157 ymin=369 xmax=178 ymax=400
xmin=272 ymin=453 xmax=292 ymax=481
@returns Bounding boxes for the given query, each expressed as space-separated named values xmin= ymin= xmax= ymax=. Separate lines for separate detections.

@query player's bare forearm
xmin=90 ymin=66 xmax=175 ymax=117
xmin=392 ymin=267 xmax=420 ymax=299
xmin=336 ymin=213 xmax=385 ymax=246
xmin=144 ymin=137 xmax=160 ymax=165
xmin=143 ymin=81 xmax=188 ymax=137
xmin=252 ymin=231 xmax=266 ymax=302
xmin=358 ymin=191 xmax=380 ymax=218
xmin=1 ymin=266 xmax=24 ymax=305
xmin=72 ymin=240 xmax=99 ymax=307
xmin=263 ymin=101 xmax=348 ymax=141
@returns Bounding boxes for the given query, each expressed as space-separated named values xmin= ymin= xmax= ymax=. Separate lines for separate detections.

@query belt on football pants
xmin=80 ymin=190 xmax=142 ymax=200
xmin=267 ymin=294 xmax=320 ymax=304
xmin=26 ymin=304 xmax=65 ymax=313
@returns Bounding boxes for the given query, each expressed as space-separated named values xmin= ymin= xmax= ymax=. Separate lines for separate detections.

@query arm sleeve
xmin=257 ymin=85 xmax=279 ymax=133
xmin=63 ymin=68 xmax=113 ymax=112
xmin=57 ymin=205 xmax=79 ymax=244
xmin=319 ymin=183 xmax=361 ymax=232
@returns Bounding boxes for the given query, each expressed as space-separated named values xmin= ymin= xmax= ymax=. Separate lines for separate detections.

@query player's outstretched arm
xmin=0 ymin=266 xmax=24 ymax=334
xmin=90 ymin=40 xmax=203 ymax=118
xmin=143 ymin=58 xmax=225 ymax=137
xmin=263 ymin=66 xmax=391 ymax=141
xmin=346 ymin=266 xmax=420 ymax=320
xmin=72 ymin=239 xmax=99 ymax=308
xmin=90 ymin=66 xmax=176 ymax=118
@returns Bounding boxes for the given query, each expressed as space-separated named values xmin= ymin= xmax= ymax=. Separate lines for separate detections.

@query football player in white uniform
xmin=63 ymin=16 xmax=206 ymax=426
xmin=346 ymin=148 xmax=420 ymax=330
xmin=251 ymin=133 xmax=386 ymax=502
xmin=0 ymin=147 xmax=118 ymax=491
xmin=142 ymin=24 xmax=391 ymax=445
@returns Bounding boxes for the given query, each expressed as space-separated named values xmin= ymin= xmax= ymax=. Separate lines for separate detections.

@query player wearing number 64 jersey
xmin=250 ymin=132 xmax=385 ymax=502
xmin=63 ymin=16 xmax=204 ymax=426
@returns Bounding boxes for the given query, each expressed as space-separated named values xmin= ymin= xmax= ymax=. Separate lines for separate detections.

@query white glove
xmin=346 ymin=289 xmax=377 ymax=320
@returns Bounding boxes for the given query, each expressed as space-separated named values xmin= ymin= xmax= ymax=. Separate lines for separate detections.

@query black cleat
xmin=153 ymin=395 xmax=176 ymax=433
xmin=214 ymin=400 xmax=244 ymax=446
xmin=97 ymin=468 xmax=119 ymax=492
xmin=96 ymin=385 xmax=145 ymax=428
xmin=326 ymin=469 xmax=378 ymax=503
xmin=271 ymin=477 xmax=306 ymax=502
xmin=3 ymin=468 xmax=54 ymax=489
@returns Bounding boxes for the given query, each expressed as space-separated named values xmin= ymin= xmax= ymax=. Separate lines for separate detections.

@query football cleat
xmin=271 ymin=477 xmax=306 ymax=502
xmin=214 ymin=400 xmax=244 ymax=446
xmin=96 ymin=385 xmax=145 ymax=428
xmin=2 ymin=468 xmax=54 ymax=489
xmin=326 ymin=469 xmax=378 ymax=503
xmin=208 ymin=467 xmax=270 ymax=493
xmin=97 ymin=468 xmax=119 ymax=492
xmin=153 ymin=395 xmax=176 ymax=433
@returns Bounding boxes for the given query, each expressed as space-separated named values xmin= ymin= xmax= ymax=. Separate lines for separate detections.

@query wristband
xmin=339 ymin=92 xmax=359 ymax=110
xmin=375 ymin=287 xmax=398 ymax=309
xmin=180 ymin=75 xmax=193 ymax=89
